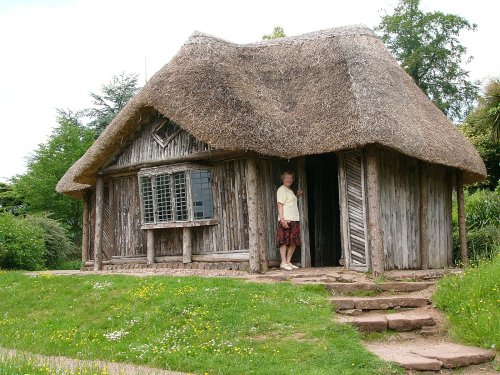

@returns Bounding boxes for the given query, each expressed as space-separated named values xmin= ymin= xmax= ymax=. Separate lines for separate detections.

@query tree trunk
xmin=365 ymin=146 xmax=384 ymax=276
xmin=93 ymin=176 xmax=104 ymax=271
xmin=456 ymin=171 xmax=468 ymax=266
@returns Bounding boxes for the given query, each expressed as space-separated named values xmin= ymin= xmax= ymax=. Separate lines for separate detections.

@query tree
xmin=13 ymin=113 xmax=95 ymax=243
xmin=377 ymin=0 xmax=479 ymax=122
xmin=263 ymin=26 xmax=286 ymax=40
xmin=85 ymin=72 xmax=140 ymax=136
xmin=0 ymin=182 xmax=25 ymax=215
xmin=460 ymin=79 xmax=500 ymax=190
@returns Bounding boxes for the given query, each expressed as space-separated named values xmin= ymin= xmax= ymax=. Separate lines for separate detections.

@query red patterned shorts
xmin=276 ymin=221 xmax=301 ymax=247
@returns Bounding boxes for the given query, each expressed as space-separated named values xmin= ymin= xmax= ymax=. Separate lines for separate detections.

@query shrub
xmin=464 ymin=189 xmax=500 ymax=230
xmin=452 ymin=189 xmax=500 ymax=264
xmin=0 ymin=213 xmax=45 ymax=270
xmin=26 ymin=214 xmax=78 ymax=268
xmin=453 ymin=226 xmax=500 ymax=264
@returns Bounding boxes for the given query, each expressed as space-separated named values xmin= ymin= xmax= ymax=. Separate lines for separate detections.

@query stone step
xmin=331 ymin=296 xmax=429 ymax=310
xmin=365 ymin=342 xmax=496 ymax=371
xmin=338 ymin=312 xmax=435 ymax=332
xmin=326 ymin=281 xmax=434 ymax=294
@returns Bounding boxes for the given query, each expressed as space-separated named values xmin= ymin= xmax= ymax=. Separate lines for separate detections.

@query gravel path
xmin=0 ymin=347 xmax=186 ymax=375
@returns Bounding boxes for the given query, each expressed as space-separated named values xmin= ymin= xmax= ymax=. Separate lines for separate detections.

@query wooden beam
xmin=297 ymin=157 xmax=311 ymax=267
xmin=365 ymin=146 xmax=384 ymax=276
xmin=102 ymin=150 xmax=249 ymax=175
xmin=182 ymin=227 xmax=192 ymax=263
xmin=419 ymin=162 xmax=429 ymax=269
xmin=245 ymin=157 xmax=261 ymax=273
xmin=93 ymin=176 xmax=104 ymax=271
xmin=147 ymin=230 xmax=155 ymax=265
xmin=81 ymin=190 xmax=90 ymax=263
xmin=456 ymin=171 xmax=468 ymax=266
xmin=255 ymin=160 xmax=268 ymax=272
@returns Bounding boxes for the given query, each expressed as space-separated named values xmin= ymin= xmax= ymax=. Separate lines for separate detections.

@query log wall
xmin=377 ymin=148 xmax=452 ymax=269
xmin=107 ymin=115 xmax=213 ymax=168
xmin=86 ymin=159 xmax=250 ymax=260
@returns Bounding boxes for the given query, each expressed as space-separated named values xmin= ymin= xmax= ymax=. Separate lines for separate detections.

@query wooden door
xmin=338 ymin=150 xmax=369 ymax=271
xmin=112 ymin=175 xmax=146 ymax=257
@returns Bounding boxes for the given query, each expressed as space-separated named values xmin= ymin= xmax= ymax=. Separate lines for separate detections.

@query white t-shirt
xmin=277 ymin=185 xmax=300 ymax=221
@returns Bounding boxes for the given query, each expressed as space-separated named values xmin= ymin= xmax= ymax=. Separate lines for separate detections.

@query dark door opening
xmin=306 ymin=153 xmax=342 ymax=267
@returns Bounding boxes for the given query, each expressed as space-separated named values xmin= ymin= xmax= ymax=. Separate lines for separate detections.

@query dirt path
xmin=0 ymin=347 xmax=186 ymax=375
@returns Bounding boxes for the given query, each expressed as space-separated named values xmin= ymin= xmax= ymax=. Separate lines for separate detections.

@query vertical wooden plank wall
xmin=378 ymin=149 xmax=420 ymax=270
xmin=377 ymin=148 xmax=452 ymax=270
xmin=108 ymin=115 xmax=213 ymax=168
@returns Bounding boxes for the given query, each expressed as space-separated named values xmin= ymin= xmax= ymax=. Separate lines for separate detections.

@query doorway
xmin=305 ymin=153 xmax=342 ymax=267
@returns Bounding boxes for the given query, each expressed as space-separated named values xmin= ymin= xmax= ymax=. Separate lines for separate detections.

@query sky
xmin=0 ymin=0 xmax=499 ymax=182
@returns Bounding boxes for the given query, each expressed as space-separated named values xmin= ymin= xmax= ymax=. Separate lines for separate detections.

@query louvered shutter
xmin=339 ymin=150 xmax=369 ymax=270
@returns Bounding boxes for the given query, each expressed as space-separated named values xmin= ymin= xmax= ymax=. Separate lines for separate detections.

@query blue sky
xmin=0 ymin=0 xmax=499 ymax=181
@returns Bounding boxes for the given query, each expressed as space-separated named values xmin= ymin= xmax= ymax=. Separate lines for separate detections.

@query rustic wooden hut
xmin=57 ymin=26 xmax=486 ymax=274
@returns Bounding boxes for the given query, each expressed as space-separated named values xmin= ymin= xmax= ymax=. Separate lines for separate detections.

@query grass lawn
xmin=0 ymin=271 xmax=397 ymax=375
xmin=433 ymin=253 xmax=500 ymax=350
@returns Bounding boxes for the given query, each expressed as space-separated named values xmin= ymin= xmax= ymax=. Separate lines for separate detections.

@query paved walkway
xmin=0 ymin=347 xmax=185 ymax=375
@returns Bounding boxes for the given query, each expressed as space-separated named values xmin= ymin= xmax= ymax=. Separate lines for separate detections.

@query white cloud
xmin=0 ymin=0 xmax=498 ymax=181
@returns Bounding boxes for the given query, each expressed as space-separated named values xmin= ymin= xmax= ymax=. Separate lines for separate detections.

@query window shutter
xmin=339 ymin=150 xmax=369 ymax=270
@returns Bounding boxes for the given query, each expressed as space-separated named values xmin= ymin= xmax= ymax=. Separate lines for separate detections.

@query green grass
xmin=54 ymin=260 xmax=82 ymax=270
xmin=0 ymin=271 xmax=398 ymax=375
xmin=433 ymin=253 xmax=500 ymax=349
xmin=0 ymin=352 xmax=111 ymax=375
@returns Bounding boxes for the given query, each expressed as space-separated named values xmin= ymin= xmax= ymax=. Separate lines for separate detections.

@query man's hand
xmin=296 ymin=190 xmax=303 ymax=197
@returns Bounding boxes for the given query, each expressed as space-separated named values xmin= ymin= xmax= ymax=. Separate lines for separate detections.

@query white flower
xmin=103 ymin=329 xmax=129 ymax=341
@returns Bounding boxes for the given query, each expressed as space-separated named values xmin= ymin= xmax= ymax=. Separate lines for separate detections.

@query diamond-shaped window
xmin=152 ymin=118 xmax=182 ymax=148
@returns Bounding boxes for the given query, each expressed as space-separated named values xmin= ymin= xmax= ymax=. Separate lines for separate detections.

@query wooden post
xmin=419 ymin=163 xmax=429 ymax=269
xmin=93 ymin=175 xmax=104 ymax=271
xmin=255 ymin=160 xmax=268 ymax=272
xmin=365 ymin=146 xmax=384 ymax=276
xmin=182 ymin=227 xmax=192 ymax=263
xmin=297 ymin=157 xmax=311 ymax=268
xmin=147 ymin=230 xmax=155 ymax=265
xmin=456 ymin=171 xmax=468 ymax=266
xmin=246 ymin=157 xmax=261 ymax=273
xmin=81 ymin=190 xmax=90 ymax=264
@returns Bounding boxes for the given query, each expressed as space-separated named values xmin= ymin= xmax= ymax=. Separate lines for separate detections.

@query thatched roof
xmin=57 ymin=25 xmax=486 ymax=198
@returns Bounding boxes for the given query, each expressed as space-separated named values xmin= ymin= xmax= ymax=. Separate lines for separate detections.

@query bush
xmin=464 ymin=189 xmax=500 ymax=230
xmin=0 ymin=213 xmax=45 ymax=270
xmin=452 ymin=189 xmax=500 ymax=264
xmin=26 ymin=214 xmax=78 ymax=268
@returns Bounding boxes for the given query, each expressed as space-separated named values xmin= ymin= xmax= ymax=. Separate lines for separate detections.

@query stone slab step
xmin=366 ymin=342 xmax=496 ymax=371
xmin=411 ymin=343 xmax=497 ymax=368
xmin=339 ymin=312 xmax=435 ymax=332
xmin=331 ymin=296 xmax=429 ymax=310
xmin=326 ymin=281 xmax=434 ymax=293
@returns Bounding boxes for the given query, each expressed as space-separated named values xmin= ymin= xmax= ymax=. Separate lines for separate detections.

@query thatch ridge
xmin=57 ymin=25 xmax=486 ymax=197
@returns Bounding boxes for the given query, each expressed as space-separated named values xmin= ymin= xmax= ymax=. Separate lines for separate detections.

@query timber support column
xmin=365 ymin=145 xmax=384 ymax=276
xmin=81 ymin=190 xmax=90 ymax=264
xmin=93 ymin=175 xmax=104 ymax=271
xmin=182 ymin=227 xmax=192 ymax=263
xmin=147 ymin=230 xmax=155 ymax=265
xmin=246 ymin=157 xmax=261 ymax=273
xmin=254 ymin=160 xmax=268 ymax=272
xmin=456 ymin=171 xmax=468 ymax=266
xmin=419 ymin=163 xmax=429 ymax=269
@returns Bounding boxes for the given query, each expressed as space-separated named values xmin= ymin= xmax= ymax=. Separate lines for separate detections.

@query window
xmin=152 ymin=118 xmax=182 ymax=148
xmin=138 ymin=165 xmax=215 ymax=227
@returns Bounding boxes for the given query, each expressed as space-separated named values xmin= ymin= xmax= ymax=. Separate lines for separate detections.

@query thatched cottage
xmin=57 ymin=26 xmax=486 ymax=274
